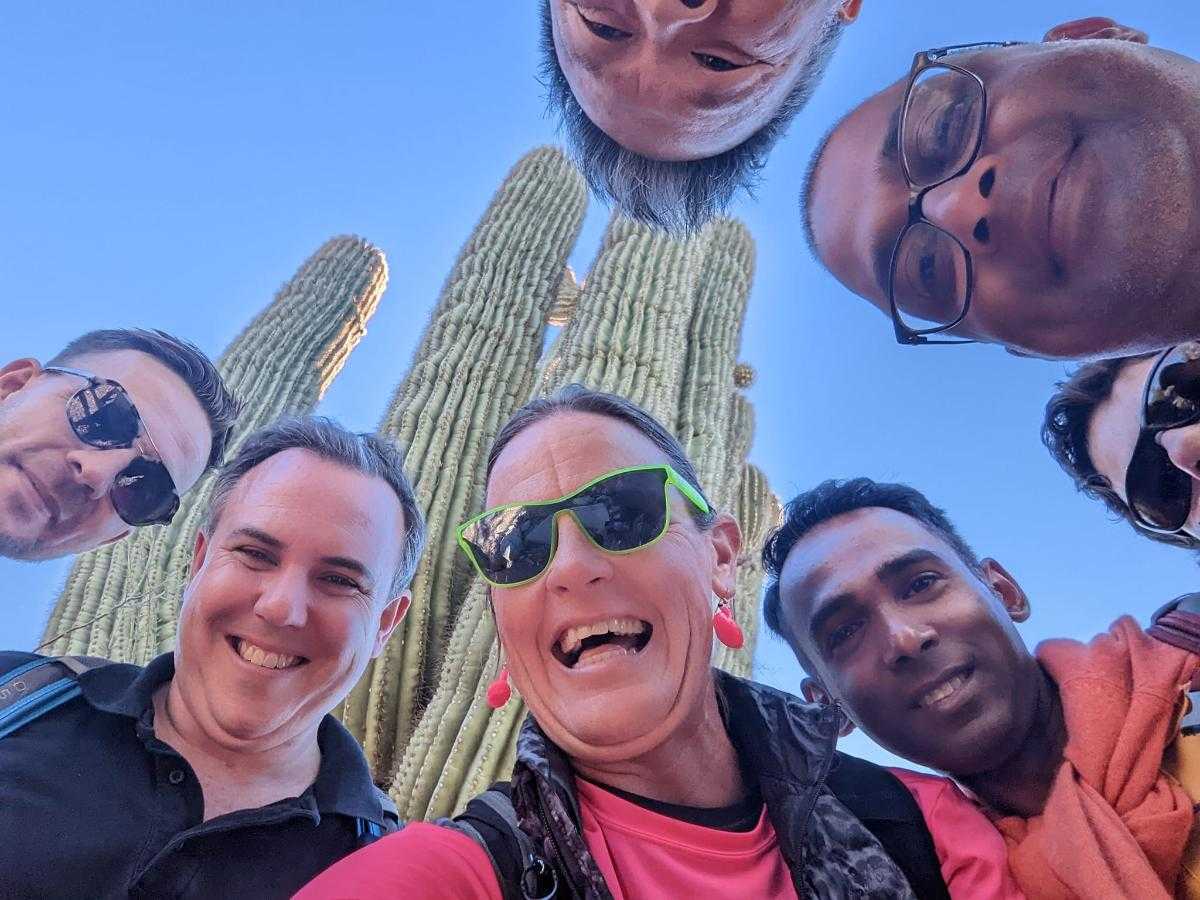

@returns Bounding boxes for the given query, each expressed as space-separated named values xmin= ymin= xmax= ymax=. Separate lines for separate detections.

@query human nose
xmin=65 ymin=447 xmax=138 ymax=500
xmin=253 ymin=571 xmax=310 ymax=629
xmin=1158 ymin=425 xmax=1200 ymax=484
xmin=642 ymin=0 xmax=717 ymax=27
xmin=918 ymin=154 xmax=1000 ymax=258
xmin=881 ymin=611 xmax=938 ymax=668
xmin=543 ymin=512 xmax=612 ymax=596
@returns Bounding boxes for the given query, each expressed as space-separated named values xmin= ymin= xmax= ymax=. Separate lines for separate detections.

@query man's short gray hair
xmin=206 ymin=416 xmax=427 ymax=595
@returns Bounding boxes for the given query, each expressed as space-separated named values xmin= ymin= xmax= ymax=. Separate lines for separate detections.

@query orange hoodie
xmin=993 ymin=616 xmax=1198 ymax=899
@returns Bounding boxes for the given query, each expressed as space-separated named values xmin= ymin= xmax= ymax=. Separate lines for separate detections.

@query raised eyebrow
xmin=229 ymin=526 xmax=283 ymax=549
xmin=874 ymin=548 xmax=943 ymax=582
xmin=807 ymin=591 xmax=855 ymax=646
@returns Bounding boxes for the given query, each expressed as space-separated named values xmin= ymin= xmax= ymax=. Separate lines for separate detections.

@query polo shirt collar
xmin=75 ymin=651 xmax=387 ymax=825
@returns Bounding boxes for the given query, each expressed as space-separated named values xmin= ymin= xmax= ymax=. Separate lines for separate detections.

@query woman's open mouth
xmin=551 ymin=617 xmax=652 ymax=670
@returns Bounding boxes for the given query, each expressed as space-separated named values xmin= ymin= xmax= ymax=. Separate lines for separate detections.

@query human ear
xmin=1043 ymin=17 xmax=1147 ymax=44
xmin=836 ymin=0 xmax=863 ymax=24
xmin=0 ymin=358 xmax=41 ymax=401
xmin=708 ymin=513 xmax=742 ymax=600
xmin=372 ymin=593 xmax=411 ymax=657
xmin=188 ymin=529 xmax=210 ymax=586
xmin=980 ymin=558 xmax=1031 ymax=622
xmin=802 ymin=678 xmax=857 ymax=736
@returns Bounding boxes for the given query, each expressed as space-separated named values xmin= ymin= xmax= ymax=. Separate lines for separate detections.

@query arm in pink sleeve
xmin=889 ymin=767 xmax=1026 ymax=900
xmin=294 ymin=822 xmax=505 ymax=900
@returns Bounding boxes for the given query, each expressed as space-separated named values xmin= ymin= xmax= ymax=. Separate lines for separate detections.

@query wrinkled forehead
xmin=778 ymin=508 xmax=956 ymax=623
xmin=486 ymin=412 xmax=673 ymax=508
xmin=1087 ymin=356 xmax=1158 ymax=504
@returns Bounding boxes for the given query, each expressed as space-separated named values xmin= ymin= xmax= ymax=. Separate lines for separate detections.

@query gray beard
xmin=0 ymin=529 xmax=41 ymax=561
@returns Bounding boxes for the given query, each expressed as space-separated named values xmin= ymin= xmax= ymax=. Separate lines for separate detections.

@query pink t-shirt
xmin=574 ymin=776 xmax=799 ymax=900
xmin=888 ymin=767 xmax=1026 ymax=899
xmin=297 ymin=780 xmax=800 ymax=899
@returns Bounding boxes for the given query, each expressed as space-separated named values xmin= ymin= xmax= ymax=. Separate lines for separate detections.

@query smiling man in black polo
xmin=0 ymin=417 xmax=426 ymax=899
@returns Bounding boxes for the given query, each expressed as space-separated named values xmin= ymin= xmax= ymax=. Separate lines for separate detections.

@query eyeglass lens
xmin=463 ymin=468 xmax=669 ymax=585
xmin=1145 ymin=343 xmax=1200 ymax=430
xmin=1126 ymin=344 xmax=1200 ymax=531
xmin=892 ymin=66 xmax=984 ymax=331
xmin=65 ymin=381 xmax=141 ymax=449
xmin=64 ymin=379 xmax=180 ymax=527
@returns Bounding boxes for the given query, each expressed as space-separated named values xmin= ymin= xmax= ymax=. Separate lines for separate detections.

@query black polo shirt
xmin=0 ymin=650 xmax=397 ymax=899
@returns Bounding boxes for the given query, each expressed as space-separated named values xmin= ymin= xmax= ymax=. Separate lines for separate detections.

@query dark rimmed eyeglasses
xmin=1123 ymin=344 xmax=1200 ymax=534
xmin=44 ymin=366 xmax=181 ymax=527
xmin=886 ymin=41 xmax=1024 ymax=346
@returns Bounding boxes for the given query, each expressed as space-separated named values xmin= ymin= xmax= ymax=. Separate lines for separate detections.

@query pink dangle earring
xmin=713 ymin=598 xmax=745 ymax=649
xmin=486 ymin=661 xmax=512 ymax=709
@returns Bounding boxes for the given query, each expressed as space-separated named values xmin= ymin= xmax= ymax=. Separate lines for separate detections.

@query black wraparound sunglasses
xmin=1124 ymin=344 xmax=1200 ymax=534
xmin=44 ymin=366 xmax=181 ymax=527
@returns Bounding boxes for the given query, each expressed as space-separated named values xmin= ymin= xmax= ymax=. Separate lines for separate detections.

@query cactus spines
xmin=40 ymin=235 xmax=389 ymax=661
xmin=392 ymin=212 xmax=768 ymax=820
xmin=547 ymin=265 xmax=582 ymax=327
xmin=538 ymin=215 xmax=705 ymax=423
xmin=342 ymin=147 xmax=588 ymax=778
xmin=675 ymin=218 xmax=755 ymax=512
xmin=714 ymin=463 xmax=780 ymax=678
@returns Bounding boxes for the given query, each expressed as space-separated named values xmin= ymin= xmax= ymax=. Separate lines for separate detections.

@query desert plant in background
xmin=40 ymin=235 xmax=389 ymax=660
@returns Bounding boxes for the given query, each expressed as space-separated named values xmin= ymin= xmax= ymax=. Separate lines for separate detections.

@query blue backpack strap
xmin=0 ymin=656 xmax=108 ymax=740
xmin=354 ymin=785 xmax=400 ymax=847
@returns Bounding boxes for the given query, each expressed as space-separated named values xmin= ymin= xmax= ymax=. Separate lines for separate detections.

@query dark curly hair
xmin=1042 ymin=353 xmax=1198 ymax=550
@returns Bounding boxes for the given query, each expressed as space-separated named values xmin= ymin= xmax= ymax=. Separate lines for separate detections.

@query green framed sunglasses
xmin=456 ymin=464 xmax=710 ymax=588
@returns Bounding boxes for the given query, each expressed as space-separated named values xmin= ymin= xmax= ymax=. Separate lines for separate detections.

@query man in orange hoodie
xmin=762 ymin=477 xmax=1200 ymax=899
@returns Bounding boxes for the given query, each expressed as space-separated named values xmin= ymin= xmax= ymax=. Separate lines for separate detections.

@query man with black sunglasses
xmin=801 ymin=16 xmax=1200 ymax=359
xmin=0 ymin=328 xmax=238 ymax=560
xmin=1045 ymin=345 xmax=1200 ymax=552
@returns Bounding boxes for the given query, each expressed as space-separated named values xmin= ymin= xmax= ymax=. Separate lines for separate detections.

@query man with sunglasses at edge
xmin=0 ymin=328 xmax=239 ymax=560
xmin=0 ymin=416 xmax=427 ymax=899
xmin=761 ymin=477 xmax=1200 ymax=898
xmin=1045 ymin=343 xmax=1200 ymax=554
xmin=800 ymin=16 xmax=1200 ymax=359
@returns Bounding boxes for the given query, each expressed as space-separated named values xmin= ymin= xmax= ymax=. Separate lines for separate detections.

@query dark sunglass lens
xmin=572 ymin=469 xmax=667 ymax=552
xmin=110 ymin=458 xmax=179 ymax=526
xmin=67 ymin=381 xmax=140 ymax=448
xmin=1146 ymin=344 xmax=1200 ymax=430
xmin=1127 ymin=439 xmax=1193 ymax=531
xmin=465 ymin=508 xmax=555 ymax=585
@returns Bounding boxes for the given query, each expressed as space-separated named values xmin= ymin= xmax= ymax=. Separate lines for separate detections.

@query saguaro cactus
xmin=40 ymin=235 xmax=389 ymax=660
xmin=391 ymin=211 xmax=774 ymax=821
xmin=338 ymin=147 xmax=588 ymax=778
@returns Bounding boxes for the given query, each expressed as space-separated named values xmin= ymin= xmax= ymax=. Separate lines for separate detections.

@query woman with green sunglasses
xmin=300 ymin=385 xmax=946 ymax=900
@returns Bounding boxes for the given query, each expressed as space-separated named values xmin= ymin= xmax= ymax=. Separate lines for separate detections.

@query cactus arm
xmin=347 ymin=148 xmax=587 ymax=779
xmin=40 ymin=236 xmax=389 ymax=661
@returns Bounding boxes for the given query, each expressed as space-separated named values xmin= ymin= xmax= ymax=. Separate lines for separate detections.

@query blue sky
xmin=2 ymin=2 xmax=1195 ymax=768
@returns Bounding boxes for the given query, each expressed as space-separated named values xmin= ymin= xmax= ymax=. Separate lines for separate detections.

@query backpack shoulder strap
xmin=353 ymin=785 xmax=400 ymax=846
xmin=441 ymin=783 xmax=558 ymax=900
xmin=1150 ymin=592 xmax=1200 ymax=658
xmin=0 ymin=656 xmax=109 ymax=740
xmin=824 ymin=753 xmax=951 ymax=900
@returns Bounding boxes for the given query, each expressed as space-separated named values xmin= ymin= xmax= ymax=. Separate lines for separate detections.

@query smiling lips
xmin=233 ymin=637 xmax=306 ymax=671
xmin=554 ymin=617 xmax=652 ymax=669
xmin=912 ymin=664 xmax=975 ymax=710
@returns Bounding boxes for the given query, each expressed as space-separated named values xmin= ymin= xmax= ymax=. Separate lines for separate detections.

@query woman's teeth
xmin=236 ymin=638 xmax=301 ymax=670
xmin=558 ymin=617 xmax=647 ymax=655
